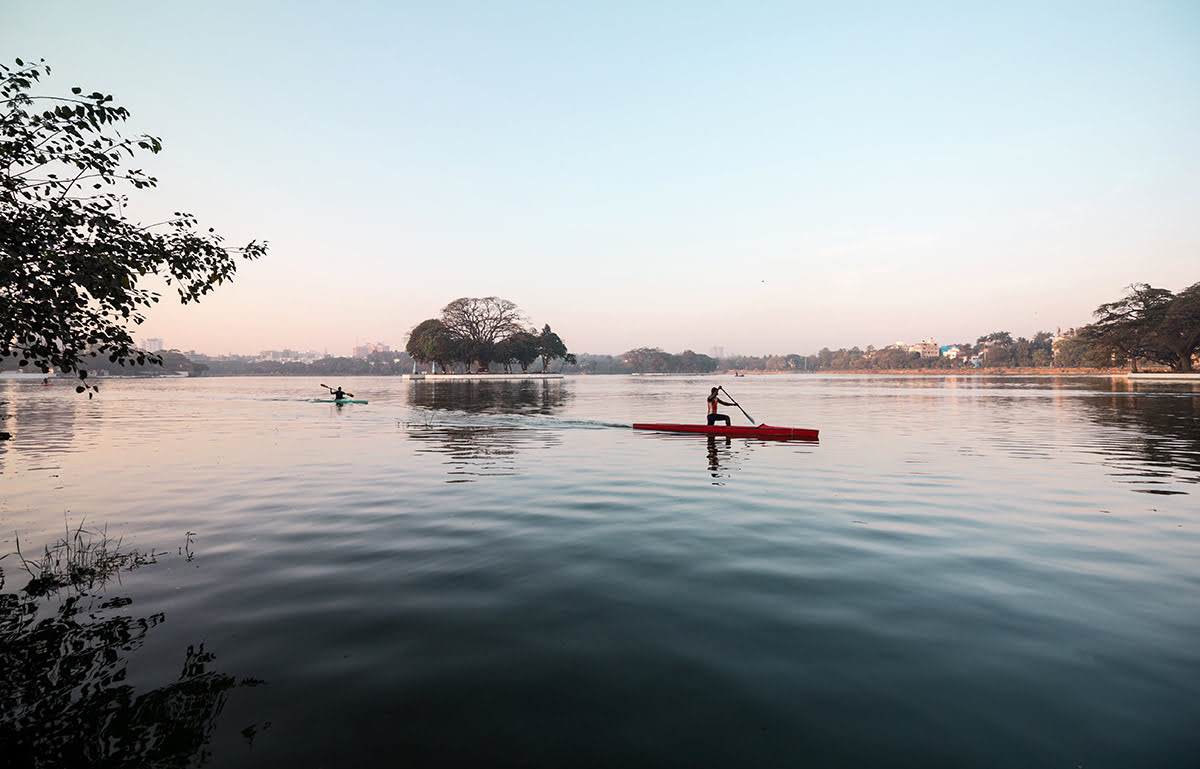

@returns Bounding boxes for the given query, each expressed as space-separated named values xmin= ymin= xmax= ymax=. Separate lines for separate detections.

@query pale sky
xmin=4 ymin=1 xmax=1198 ymax=357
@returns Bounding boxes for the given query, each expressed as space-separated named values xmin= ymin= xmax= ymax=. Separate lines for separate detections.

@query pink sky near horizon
xmin=4 ymin=2 xmax=1197 ymax=358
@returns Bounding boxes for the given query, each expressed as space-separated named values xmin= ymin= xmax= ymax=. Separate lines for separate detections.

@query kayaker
xmin=707 ymin=387 xmax=734 ymax=426
xmin=328 ymin=386 xmax=347 ymax=400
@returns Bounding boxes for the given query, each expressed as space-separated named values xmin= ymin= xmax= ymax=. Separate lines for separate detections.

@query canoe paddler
xmin=328 ymin=386 xmax=349 ymax=400
xmin=707 ymin=387 xmax=734 ymax=426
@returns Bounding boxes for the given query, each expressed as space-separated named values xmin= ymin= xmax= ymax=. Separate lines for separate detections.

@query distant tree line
xmin=1 ymin=349 xmax=204 ymax=377
xmin=568 ymin=348 xmax=721 ymax=374
xmin=26 ymin=283 xmax=1190 ymax=380
xmin=562 ymin=336 xmax=1055 ymax=374
xmin=195 ymin=350 xmax=416 ymax=377
xmin=406 ymin=297 xmax=576 ymax=373
xmin=564 ymin=282 xmax=1199 ymax=375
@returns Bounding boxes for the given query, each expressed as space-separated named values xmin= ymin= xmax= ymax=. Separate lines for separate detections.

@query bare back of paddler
xmin=707 ymin=387 xmax=733 ymax=426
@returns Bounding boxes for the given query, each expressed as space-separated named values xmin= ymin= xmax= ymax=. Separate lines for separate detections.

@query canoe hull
xmin=312 ymin=398 xmax=368 ymax=404
xmin=633 ymin=423 xmax=818 ymax=440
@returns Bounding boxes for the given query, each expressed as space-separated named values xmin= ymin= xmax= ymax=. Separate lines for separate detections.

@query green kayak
xmin=312 ymin=398 xmax=368 ymax=404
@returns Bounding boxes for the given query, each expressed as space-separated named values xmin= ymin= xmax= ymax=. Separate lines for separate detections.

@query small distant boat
xmin=312 ymin=398 xmax=368 ymax=404
xmin=633 ymin=423 xmax=818 ymax=440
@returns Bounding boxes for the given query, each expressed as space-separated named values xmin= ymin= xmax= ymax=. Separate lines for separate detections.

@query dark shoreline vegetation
xmin=0 ymin=522 xmax=265 ymax=766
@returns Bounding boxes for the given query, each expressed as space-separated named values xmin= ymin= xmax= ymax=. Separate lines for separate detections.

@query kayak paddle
xmin=719 ymin=386 xmax=755 ymax=424
xmin=320 ymin=384 xmax=354 ymax=397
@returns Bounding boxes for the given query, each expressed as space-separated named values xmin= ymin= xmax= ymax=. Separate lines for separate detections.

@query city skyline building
xmin=353 ymin=342 xmax=391 ymax=359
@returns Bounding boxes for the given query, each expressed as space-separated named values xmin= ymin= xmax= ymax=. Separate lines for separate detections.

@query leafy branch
xmin=1 ymin=56 xmax=268 ymax=396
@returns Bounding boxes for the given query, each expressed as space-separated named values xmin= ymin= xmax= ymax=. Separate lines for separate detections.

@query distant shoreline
xmin=720 ymin=367 xmax=1135 ymax=376
xmin=10 ymin=368 xmax=1192 ymax=381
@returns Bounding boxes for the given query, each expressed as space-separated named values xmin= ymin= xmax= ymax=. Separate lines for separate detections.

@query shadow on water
xmin=0 ymin=526 xmax=264 ymax=768
xmin=1077 ymin=382 xmax=1200 ymax=490
xmin=408 ymin=378 xmax=570 ymax=415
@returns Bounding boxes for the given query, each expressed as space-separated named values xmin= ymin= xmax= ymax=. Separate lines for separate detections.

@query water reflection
xmin=404 ymin=380 xmax=569 ymax=482
xmin=406 ymin=423 xmax=560 ymax=483
xmin=707 ymin=436 xmax=734 ymax=485
xmin=0 ymin=532 xmax=263 ymax=767
xmin=1077 ymin=388 xmax=1200 ymax=489
xmin=0 ymin=382 xmax=79 ymax=469
xmin=408 ymin=378 xmax=569 ymax=415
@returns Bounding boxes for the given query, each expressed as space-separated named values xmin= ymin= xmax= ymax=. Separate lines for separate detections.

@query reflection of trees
xmin=0 ymin=382 xmax=78 ymax=465
xmin=0 ymin=533 xmax=263 ymax=768
xmin=404 ymin=380 xmax=568 ymax=482
xmin=1078 ymin=386 xmax=1200 ymax=484
xmin=407 ymin=424 xmax=560 ymax=483
xmin=409 ymin=378 xmax=569 ymax=415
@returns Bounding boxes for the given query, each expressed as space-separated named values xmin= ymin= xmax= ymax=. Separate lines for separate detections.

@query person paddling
xmin=707 ymin=387 xmax=735 ymax=426
xmin=327 ymin=385 xmax=352 ymax=400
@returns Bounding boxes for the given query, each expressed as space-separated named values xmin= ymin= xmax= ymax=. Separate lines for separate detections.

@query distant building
xmin=908 ymin=339 xmax=941 ymax=358
xmin=144 ymin=337 xmax=164 ymax=353
xmin=1053 ymin=327 xmax=1078 ymax=344
xmin=255 ymin=349 xmax=322 ymax=363
xmin=353 ymin=342 xmax=391 ymax=359
xmin=709 ymin=346 xmax=724 ymax=360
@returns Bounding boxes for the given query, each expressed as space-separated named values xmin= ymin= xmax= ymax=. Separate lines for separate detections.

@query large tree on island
xmin=536 ymin=324 xmax=576 ymax=372
xmin=1 ymin=58 xmax=267 ymax=396
xmin=1153 ymin=281 xmax=1200 ymax=372
xmin=405 ymin=318 xmax=460 ymax=373
xmin=1078 ymin=284 xmax=1174 ymax=373
xmin=495 ymin=330 xmax=540 ymax=373
xmin=439 ymin=296 xmax=527 ymax=371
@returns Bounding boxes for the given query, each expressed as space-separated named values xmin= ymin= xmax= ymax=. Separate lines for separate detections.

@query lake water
xmin=1 ymin=374 xmax=1198 ymax=768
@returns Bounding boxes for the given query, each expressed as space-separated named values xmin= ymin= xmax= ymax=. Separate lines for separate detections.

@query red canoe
xmin=632 ymin=423 xmax=819 ymax=440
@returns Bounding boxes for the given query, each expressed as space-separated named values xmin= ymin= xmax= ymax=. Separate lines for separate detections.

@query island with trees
xmin=405 ymin=297 xmax=576 ymax=375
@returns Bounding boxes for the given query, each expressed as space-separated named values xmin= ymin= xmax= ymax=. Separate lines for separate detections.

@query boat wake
xmin=398 ymin=414 xmax=629 ymax=432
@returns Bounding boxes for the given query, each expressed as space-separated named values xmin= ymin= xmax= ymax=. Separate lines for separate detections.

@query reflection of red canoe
xmin=633 ymin=423 xmax=818 ymax=440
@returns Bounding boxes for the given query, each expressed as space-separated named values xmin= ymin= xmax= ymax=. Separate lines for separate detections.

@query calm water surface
xmin=1 ymin=374 xmax=1198 ymax=768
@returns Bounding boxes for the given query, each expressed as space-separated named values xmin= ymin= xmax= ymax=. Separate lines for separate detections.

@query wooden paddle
xmin=320 ymin=384 xmax=354 ymax=398
xmin=718 ymin=386 xmax=755 ymax=424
